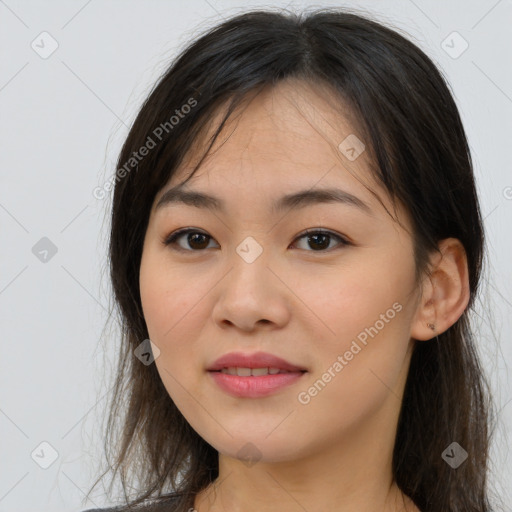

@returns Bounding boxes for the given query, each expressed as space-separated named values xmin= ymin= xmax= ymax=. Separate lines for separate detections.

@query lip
xmin=209 ymin=371 xmax=305 ymax=398
xmin=207 ymin=351 xmax=306 ymax=372
xmin=207 ymin=351 xmax=307 ymax=398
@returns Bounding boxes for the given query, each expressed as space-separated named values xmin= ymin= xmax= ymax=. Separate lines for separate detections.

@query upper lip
xmin=207 ymin=351 xmax=307 ymax=372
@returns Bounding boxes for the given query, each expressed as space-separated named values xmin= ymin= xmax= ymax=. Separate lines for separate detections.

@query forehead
xmin=154 ymin=79 xmax=388 ymax=214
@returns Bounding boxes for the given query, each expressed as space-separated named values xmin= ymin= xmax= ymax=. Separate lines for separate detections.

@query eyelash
xmin=163 ymin=227 xmax=351 ymax=253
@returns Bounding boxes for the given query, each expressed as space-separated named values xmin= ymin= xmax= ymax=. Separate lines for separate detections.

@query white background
xmin=0 ymin=1 xmax=511 ymax=511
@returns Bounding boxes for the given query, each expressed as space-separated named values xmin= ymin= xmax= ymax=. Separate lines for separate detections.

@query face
xmin=139 ymin=79 xmax=423 ymax=464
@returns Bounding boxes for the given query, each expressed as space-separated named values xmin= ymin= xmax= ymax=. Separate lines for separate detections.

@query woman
xmin=83 ymin=7 xmax=498 ymax=512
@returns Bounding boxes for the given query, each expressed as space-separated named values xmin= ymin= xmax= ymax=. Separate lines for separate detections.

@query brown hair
xmin=86 ymin=8 xmax=499 ymax=512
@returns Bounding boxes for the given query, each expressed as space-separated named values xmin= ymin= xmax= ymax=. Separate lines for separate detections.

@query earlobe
xmin=411 ymin=238 xmax=470 ymax=341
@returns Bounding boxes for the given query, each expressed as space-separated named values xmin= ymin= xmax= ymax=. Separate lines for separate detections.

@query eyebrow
xmin=155 ymin=184 xmax=373 ymax=216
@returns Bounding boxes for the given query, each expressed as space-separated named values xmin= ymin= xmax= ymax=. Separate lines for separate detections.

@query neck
xmin=193 ymin=391 xmax=419 ymax=512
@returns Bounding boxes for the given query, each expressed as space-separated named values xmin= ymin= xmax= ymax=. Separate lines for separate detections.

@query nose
xmin=211 ymin=251 xmax=291 ymax=332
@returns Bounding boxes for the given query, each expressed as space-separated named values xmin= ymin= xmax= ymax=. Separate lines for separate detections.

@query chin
xmin=206 ymin=432 xmax=307 ymax=465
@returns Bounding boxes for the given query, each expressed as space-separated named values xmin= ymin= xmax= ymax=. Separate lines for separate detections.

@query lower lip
xmin=208 ymin=371 xmax=306 ymax=398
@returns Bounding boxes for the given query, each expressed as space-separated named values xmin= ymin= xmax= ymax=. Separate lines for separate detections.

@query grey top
xmin=81 ymin=494 xmax=185 ymax=512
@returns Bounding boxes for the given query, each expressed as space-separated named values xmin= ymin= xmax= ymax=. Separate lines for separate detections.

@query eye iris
xmin=188 ymin=233 xmax=209 ymax=249
xmin=308 ymin=233 xmax=330 ymax=250
xmin=173 ymin=230 xmax=338 ymax=251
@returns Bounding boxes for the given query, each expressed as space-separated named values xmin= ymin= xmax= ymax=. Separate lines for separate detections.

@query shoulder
xmin=82 ymin=509 xmax=122 ymax=512
xmin=82 ymin=509 xmax=119 ymax=512
xmin=81 ymin=493 xmax=185 ymax=512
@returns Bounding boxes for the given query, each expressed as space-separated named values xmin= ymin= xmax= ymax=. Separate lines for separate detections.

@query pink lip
xmin=207 ymin=351 xmax=307 ymax=398
xmin=209 ymin=371 xmax=305 ymax=398
xmin=207 ymin=351 xmax=306 ymax=372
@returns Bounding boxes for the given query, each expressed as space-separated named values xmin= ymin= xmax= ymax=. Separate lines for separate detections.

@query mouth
xmin=210 ymin=367 xmax=307 ymax=376
xmin=206 ymin=351 xmax=308 ymax=398
xmin=207 ymin=351 xmax=307 ymax=373
xmin=208 ymin=368 xmax=306 ymax=398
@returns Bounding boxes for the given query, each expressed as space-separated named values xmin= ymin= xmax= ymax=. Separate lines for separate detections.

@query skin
xmin=139 ymin=79 xmax=469 ymax=512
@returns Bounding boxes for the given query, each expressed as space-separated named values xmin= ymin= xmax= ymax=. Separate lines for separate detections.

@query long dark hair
xmin=86 ymin=8 xmax=499 ymax=512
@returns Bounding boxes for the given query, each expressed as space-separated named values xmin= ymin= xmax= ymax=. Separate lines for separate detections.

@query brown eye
xmin=292 ymin=230 xmax=349 ymax=252
xmin=164 ymin=229 xmax=218 ymax=251
xmin=164 ymin=228 xmax=350 ymax=253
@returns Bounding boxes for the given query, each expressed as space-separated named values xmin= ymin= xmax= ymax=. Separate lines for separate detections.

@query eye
xmin=164 ymin=228 xmax=218 ymax=251
xmin=163 ymin=228 xmax=350 ymax=252
xmin=291 ymin=229 xmax=350 ymax=252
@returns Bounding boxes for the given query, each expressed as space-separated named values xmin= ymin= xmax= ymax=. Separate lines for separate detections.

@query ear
xmin=411 ymin=238 xmax=470 ymax=341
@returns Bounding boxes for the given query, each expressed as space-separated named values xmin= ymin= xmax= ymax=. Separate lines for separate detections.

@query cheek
xmin=299 ymin=255 xmax=416 ymax=411
xmin=294 ymin=312 xmax=413 ymax=445
xmin=139 ymin=250 xmax=215 ymax=403
xmin=139 ymin=255 xmax=207 ymax=411
xmin=307 ymin=257 xmax=414 ymax=350
xmin=140 ymin=250 xmax=202 ymax=341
